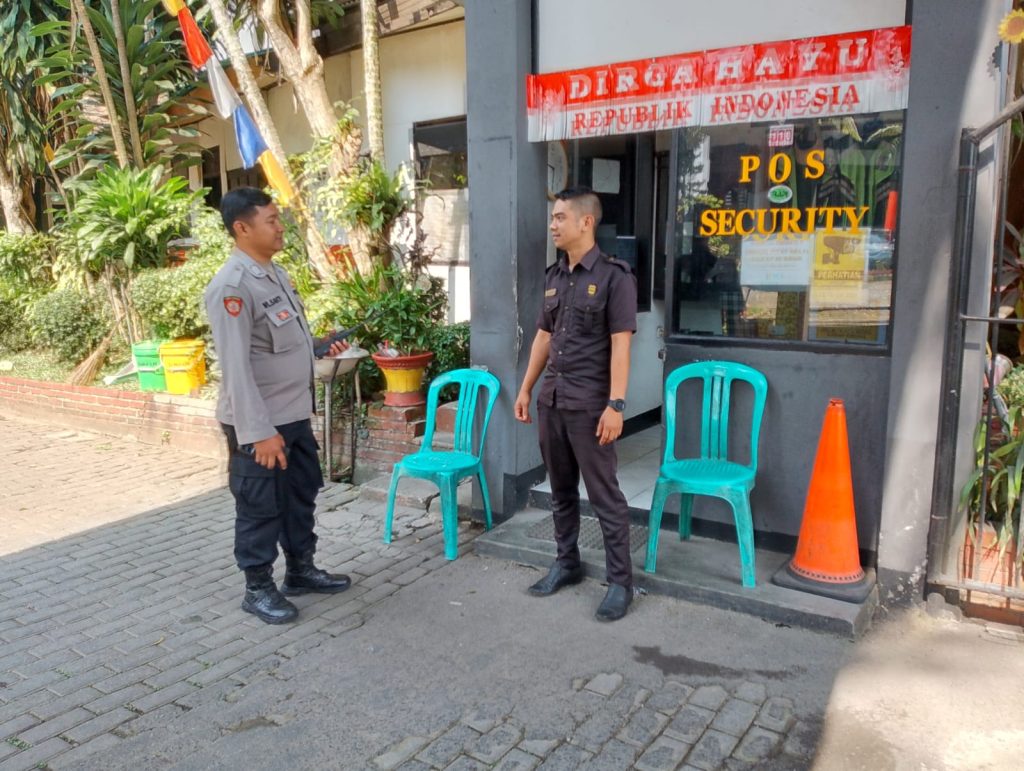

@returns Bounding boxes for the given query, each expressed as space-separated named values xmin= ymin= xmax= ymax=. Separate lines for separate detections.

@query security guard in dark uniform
xmin=514 ymin=186 xmax=638 ymax=621
xmin=205 ymin=188 xmax=350 ymax=625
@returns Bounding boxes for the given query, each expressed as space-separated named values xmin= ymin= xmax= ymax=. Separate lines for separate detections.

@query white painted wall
xmin=349 ymin=20 xmax=467 ymax=175
xmin=537 ymin=0 xmax=907 ymax=73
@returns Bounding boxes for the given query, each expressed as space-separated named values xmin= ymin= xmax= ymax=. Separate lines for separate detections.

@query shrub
xmin=133 ymin=208 xmax=231 ymax=340
xmin=0 ymin=285 xmax=33 ymax=352
xmin=26 ymin=288 xmax=108 ymax=362
xmin=133 ymin=252 xmax=222 ymax=341
xmin=0 ymin=232 xmax=55 ymax=290
xmin=425 ymin=321 xmax=470 ymax=402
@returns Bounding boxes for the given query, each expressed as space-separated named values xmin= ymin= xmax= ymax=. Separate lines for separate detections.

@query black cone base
xmin=772 ymin=560 xmax=876 ymax=604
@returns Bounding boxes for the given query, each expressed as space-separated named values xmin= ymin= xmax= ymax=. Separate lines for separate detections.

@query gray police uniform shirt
xmin=204 ymin=246 xmax=316 ymax=445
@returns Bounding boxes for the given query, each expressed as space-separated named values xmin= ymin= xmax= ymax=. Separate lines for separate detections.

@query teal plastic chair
xmin=383 ymin=368 xmax=500 ymax=560
xmin=645 ymin=361 xmax=768 ymax=587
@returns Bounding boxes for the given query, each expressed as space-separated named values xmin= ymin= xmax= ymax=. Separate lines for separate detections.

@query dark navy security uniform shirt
xmin=536 ymin=244 xmax=637 ymax=411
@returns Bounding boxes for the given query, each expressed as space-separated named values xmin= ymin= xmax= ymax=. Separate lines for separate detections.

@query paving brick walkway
xmin=1 ymin=412 xmax=838 ymax=771
xmin=370 ymin=673 xmax=814 ymax=770
xmin=0 ymin=414 xmax=462 ymax=771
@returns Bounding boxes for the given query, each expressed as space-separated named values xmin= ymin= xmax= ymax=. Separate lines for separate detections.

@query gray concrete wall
xmin=465 ymin=0 xmax=547 ymax=517
xmin=660 ymin=347 xmax=891 ymax=559
xmin=876 ymin=0 xmax=1010 ymax=604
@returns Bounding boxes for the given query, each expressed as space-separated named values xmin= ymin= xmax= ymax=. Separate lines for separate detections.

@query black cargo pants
xmin=537 ymin=403 xmax=633 ymax=588
xmin=222 ymin=419 xmax=323 ymax=570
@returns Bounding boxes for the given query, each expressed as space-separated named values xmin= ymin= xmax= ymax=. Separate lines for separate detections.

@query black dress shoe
xmin=281 ymin=550 xmax=352 ymax=595
xmin=528 ymin=563 xmax=584 ymax=596
xmin=595 ymin=583 xmax=632 ymax=621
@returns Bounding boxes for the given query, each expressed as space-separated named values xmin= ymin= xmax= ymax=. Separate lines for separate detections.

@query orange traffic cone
xmin=772 ymin=398 xmax=875 ymax=603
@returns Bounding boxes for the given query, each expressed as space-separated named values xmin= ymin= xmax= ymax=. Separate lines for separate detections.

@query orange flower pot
xmin=372 ymin=351 xmax=434 ymax=406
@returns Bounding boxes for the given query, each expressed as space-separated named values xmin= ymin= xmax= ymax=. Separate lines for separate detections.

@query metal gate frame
xmin=929 ymin=85 xmax=1024 ymax=602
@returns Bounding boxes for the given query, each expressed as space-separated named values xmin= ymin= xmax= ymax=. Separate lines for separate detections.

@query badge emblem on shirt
xmin=587 ymin=284 xmax=597 ymax=296
xmin=223 ymin=296 xmax=243 ymax=317
xmin=276 ymin=309 xmax=292 ymax=322
xmin=544 ymin=288 xmax=557 ymax=297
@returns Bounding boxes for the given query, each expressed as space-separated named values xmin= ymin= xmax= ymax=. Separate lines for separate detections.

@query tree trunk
xmin=109 ymin=0 xmax=145 ymax=166
xmin=205 ymin=0 xmax=337 ymax=279
xmin=361 ymin=0 xmax=385 ymax=165
xmin=69 ymin=0 xmax=130 ymax=168
xmin=255 ymin=0 xmax=355 ymax=176
xmin=0 ymin=157 xmax=32 ymax=234
xmin=205 ymin=0 xmax=290 ymax=171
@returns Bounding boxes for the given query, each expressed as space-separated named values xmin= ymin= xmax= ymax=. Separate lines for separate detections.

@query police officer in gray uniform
xmin=205 ymin=188 xmax=350 ymax=625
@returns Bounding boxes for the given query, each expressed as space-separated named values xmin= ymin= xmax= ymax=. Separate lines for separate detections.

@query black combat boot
xmin=280 ymin=550 xmax=351 ymax=595
xmin=241 ymin=565 xmax=298 ymax=624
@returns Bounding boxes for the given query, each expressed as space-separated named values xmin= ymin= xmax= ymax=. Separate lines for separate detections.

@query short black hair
xmin=220 ymin=187 xmax=273 ymax=237
xmin=554 ymin=186 xmax=602 ymax=225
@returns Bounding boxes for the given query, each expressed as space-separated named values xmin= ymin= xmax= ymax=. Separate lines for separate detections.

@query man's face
xmin=234 ymin=204 xmax=285 ymax=255
xmin=550 ymin=198 xmax=590 ymax=251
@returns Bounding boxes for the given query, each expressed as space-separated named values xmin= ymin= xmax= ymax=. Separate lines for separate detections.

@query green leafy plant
xmin=36 ymin=0 xmax=203 ymax=186
xmin=959 ymin=407 xmax=1024 ymax=565
xmin=309 ymin=262 xmax=446 ymax=356
xmin=133 ymin=252 xmax=220 ymax=341
xmin=62 ymin=166 xmax=199 ymax=275
xmin=424 ymin=320 xmax=470 ymax=402
xmin=59 ymin=165 xmax=202 ymax=343
xmin=334 ymin=158 xmax=409 ymax=234
xmin=275 ymin=212 xmax=320 ymax=300
xmin=296 ymin=132 xmax=413 ymax=272
xmin=998 ymin=365 xmax=1024 ymax=410
xmin=26 ymin=287 xmax=108 ymax=362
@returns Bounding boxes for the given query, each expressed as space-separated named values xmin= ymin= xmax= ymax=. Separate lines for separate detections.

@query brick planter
xmin=0 ymin=377 xmax=456 ymax=475
xmin=0 ymin=377 xmax=224 ymax=458
xmin=354 ymin=403 xmax=426 ymax=483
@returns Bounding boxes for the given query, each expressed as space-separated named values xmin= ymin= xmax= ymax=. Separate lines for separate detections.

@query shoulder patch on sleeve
xmin=223 ymin=296 xmax=243 ymax=317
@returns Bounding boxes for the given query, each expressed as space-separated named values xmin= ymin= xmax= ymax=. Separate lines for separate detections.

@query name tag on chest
xmin=265 ymin=304 xmax=296 ymax=327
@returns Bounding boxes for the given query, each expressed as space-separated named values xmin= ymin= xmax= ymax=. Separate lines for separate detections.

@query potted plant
xmin=312 ymin=262 xmax=446 ymax=406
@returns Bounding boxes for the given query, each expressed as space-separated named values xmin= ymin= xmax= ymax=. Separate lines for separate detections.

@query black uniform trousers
xmin=537 ymin=403 xmax=633 ymax=588
xmin=222 ymin=419 xmax=323 ymax=570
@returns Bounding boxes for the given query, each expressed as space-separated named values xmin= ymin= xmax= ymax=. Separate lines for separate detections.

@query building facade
xmin=466 ymin=0 xmax=1012 ymax=605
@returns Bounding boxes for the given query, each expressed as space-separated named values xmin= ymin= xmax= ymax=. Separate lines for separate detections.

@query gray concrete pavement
xmin=2 ymin=414 xmax=1023 ymax=770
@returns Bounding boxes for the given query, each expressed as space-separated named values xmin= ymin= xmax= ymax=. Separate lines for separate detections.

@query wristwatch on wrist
xmin=607 ymin=399 xmax=626 ymax=412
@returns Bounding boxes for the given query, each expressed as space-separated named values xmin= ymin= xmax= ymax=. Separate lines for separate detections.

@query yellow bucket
xmin=159 ymin=339 xmax=207 ymax=395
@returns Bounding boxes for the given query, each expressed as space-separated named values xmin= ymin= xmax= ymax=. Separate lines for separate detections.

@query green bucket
xmin=132 ymin=340 xmax=167 ymax=392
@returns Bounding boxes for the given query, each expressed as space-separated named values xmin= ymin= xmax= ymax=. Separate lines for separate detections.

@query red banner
xmin=527 ymin=26 xmax=911 ymax=141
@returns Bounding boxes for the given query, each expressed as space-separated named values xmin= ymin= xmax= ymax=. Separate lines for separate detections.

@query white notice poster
xmin=739 ymin=234 xmax=814 ymax=287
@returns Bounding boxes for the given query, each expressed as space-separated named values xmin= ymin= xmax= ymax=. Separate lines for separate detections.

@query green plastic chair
xmin=645 ymin=361 xmax=768 ymax=587
xmin=383 ymin=368 xmax=500 ymax=560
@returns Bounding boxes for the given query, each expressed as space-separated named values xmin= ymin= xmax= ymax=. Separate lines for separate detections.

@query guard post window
xmin=670 ymin=111 xmax=903 ymax=346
